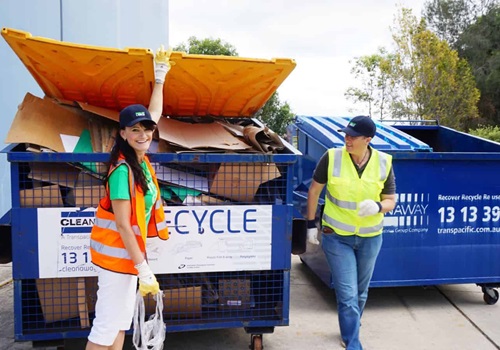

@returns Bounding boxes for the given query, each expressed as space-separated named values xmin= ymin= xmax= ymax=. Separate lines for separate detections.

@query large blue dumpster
xmin=2 ymin=28 xmax=300 ymax=349
xmin=291 ymin=115 xmax=500 ymax=305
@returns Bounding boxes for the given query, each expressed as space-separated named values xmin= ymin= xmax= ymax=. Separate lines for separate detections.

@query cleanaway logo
xmin=385 ymin=193 xmax=430 ymax=228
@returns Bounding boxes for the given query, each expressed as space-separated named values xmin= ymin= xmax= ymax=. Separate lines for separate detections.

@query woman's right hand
xmin=135 ymin=260 xmax=160 ymax=296
xmin=154 ymin=45 xmax=172 ymax=84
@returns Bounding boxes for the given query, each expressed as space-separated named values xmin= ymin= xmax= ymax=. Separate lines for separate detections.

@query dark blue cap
xmin=119 ymin=104 xmax=156 ymax=128
xmin=338 ymin=116 xmax=376 ymax=137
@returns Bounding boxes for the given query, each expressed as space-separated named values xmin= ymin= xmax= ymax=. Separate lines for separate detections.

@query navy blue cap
xmin=338 ymin=116 xmax=376 ymax=138
xmin=119 ymin=104 xmax=156 ymax=128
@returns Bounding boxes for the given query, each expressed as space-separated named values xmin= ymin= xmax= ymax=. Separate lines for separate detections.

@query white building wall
xmin=0 ymin=0 xmax=169 ymax=218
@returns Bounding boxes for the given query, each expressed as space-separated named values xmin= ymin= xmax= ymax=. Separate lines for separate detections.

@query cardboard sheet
xmin=19 ymin=185 xmax=63 ymax=208
xmin=28 ymin=162 xmax=81 ymax=188
xmin=5 ymin=93 xmax=89 ymax=152
xmin=144 ymin=286 xmax=202 ymax=318
xmin=210 ymin=163 xmax=281 ymax=202
xmin=157 ymin=118 xmax=252 ymax=151
xmin=76 ymin=102 xmax=119 ymax=122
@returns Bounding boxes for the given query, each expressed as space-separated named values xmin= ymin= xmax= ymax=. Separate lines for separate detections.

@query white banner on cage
xmin=37 ymin=205 xmax=273 ymax=278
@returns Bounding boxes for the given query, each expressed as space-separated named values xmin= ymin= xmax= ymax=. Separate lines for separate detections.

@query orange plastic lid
xmin=2 ymin=28 xmax=296 ymax=117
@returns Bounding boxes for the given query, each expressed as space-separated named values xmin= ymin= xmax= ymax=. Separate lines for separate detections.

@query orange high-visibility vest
xmin=90 ymin=156 xmax=169 ymax=275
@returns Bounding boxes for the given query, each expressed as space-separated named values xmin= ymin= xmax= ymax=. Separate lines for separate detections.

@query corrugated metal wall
xmin=0 ymin=0 xmax=169 ymax=217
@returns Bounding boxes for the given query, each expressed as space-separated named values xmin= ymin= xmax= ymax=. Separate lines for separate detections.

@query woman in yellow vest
xmin=86 ymin=47 xmax=171 ymax=350
xmin=306 ymin=116 xmax=396 ymax=350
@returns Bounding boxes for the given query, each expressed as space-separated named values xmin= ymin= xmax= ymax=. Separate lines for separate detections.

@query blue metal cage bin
xmin=4 ymin=146 xmax=299 ymax=348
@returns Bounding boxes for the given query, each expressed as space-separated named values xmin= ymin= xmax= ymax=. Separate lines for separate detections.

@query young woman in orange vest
xmin=86 ymin=47 xmax=171 ymax=350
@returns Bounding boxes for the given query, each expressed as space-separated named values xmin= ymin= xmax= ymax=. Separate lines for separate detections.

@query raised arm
xmin=148 ymin=82 xmax=164 ymax=123
xmin=148 ymin=45 xmax=171 ymax=123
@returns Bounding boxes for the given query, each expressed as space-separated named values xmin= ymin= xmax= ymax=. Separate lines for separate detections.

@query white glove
xmin=358 ymin=199 xmax=381 ymax=217
xmin=307 ymin=228 xmax=320 ymax=245
xmin=154 ymin=45 xmax=172 ymax=84
xmin=135 ymin=260 xmax=160 ymax=296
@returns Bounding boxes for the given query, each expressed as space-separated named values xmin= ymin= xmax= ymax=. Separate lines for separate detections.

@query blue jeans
xmin=321 ymin=232 xmax=383 ymax=350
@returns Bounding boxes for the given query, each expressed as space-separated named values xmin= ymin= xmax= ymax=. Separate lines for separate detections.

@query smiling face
xmin=119 ymin=122 xmax=155 ymax=159
xmin=344 ymin=134 xmax=371 ymax=156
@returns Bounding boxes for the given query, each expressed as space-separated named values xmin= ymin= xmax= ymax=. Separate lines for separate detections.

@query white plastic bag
xmin=132 ymin=290 xmax=166 ymax=350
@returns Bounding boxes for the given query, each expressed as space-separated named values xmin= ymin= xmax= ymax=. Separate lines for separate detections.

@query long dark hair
xmin=105 ymin=134 xmax=149 ymax=194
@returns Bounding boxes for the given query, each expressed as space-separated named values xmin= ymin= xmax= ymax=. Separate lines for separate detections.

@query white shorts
xmin=88 ymin=266 xmax=138 ymax=346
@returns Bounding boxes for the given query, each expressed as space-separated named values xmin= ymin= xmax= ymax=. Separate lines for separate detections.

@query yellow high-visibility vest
xmin=322 ymin=146 xmax=392 ymax=237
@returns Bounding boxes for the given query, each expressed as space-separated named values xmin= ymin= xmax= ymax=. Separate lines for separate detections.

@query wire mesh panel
xmin=14 ymin=160 xmax=289 ymax=208
xmin=21 ymin=270 xmax=285 ymax=334
xmin=8 ymin=151 xmax=297 ymax=340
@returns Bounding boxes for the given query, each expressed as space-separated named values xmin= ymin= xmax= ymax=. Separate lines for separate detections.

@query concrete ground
xmin=1 ymin=257 xmax=499 ymax=350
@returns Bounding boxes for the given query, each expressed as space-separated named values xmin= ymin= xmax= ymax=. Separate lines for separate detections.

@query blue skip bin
xmin=291 ymin=116 xmax=500 ymax=305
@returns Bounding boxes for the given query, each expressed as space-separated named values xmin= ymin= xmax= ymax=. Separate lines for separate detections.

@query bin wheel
xmin=249 ymin=334 xmax=263 ymax=350
xmin=483 ymin=288 xmax=499 ymax=305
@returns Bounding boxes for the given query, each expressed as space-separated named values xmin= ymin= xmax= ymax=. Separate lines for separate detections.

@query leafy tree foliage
xmin=345 ymin=8 xmax=480 ymax=130
xmin=344 ymin=49 xmax=396 ymax=120
xmin=173 ymin=36 xmax=294 ymax=135
xmin=173 ymin=36 xmax=238 ymax=56
xmin=469 ymin=125 xmax=500 ymax=142
xmin=456 ymin=6 xmax=500 ymax=126
xmin=254 ymin=92 xmax=294 ymax=136
xmin=423 ymin=0 xmax=496 ymax=48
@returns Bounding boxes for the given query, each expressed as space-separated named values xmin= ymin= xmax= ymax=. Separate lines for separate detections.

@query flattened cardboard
xmin=5 ymin=93 xmax=89 ymax=152
xmin=36 ymin=277 xmax=98 ymax=326
xmin=73 ymin=186 xmax=106 ymax=208
xmin=36 ymin=277 xmax=80 ymax=323
xmin=145 ymin=286 xmax=202 ymax=318
xmin=19 ymin=185 xmax=63 ymax=207
xmin=157 ymin=118 xmax=252 ymax=151
xmin=76 ymin=102 xmax=119 ymax=123
xmin=210 ymin=163 xmax=281 ymax=202
xmin=28 ymin=162 xmax=81 ymax=188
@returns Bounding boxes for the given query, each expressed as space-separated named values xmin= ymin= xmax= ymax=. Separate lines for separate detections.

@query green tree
xmin=456 ymin=6 xmax=500 ymax=126
xmin=173 ymin=36 xmax=294 ymax=135
xmin=423 ymin=0 xmax=496 ymax=48
xmin=173 ymin=36 xmax=238 ymax=56
xmin=409 ymin=21 xmax=480 ymax=128
xmin=346 ymin=8 xmax=480 ymax=129
xmin=344 ymin=48 xmax=396 ymax=120
xmin=253 ymin=92 xmax=294 ymax=136
xmin=469 ymin=125 xmax=500 ymax=142
xmin=392 ymin=8 xmax=480 ymax=129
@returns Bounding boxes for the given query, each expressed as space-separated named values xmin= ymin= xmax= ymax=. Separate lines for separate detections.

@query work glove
xmin=135 ymin=260 xmax=160 ymax=296
xmin=306 ymin=220 xmax=320 ymax=245
xmin=358 ymin=199 xmax=381 ymax=217
xmin=307 ymin=228 xmax=320 ymax=245
xmin=154 ymin=44 xmax=172 ymax=84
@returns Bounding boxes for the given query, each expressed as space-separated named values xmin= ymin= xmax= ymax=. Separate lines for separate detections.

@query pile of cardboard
xmin=6 ymin=91 xmax=288 ymax=206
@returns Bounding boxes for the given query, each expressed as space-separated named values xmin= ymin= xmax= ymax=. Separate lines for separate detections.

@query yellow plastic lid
xmin=2 ymin=28 xmax=296 ymax=117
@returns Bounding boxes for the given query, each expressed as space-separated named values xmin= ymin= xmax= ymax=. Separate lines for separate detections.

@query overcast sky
xmin=169 ymin=0 xmax=428 ymax=117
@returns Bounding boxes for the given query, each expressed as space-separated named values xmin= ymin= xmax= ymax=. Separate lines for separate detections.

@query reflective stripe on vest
xmin=90 ymin=239 xmax=131 ymax=260
xmin=322 ymin=147 xmax=392 ymax=237
xmin=90 ymin=156 xmax=169 ymax=274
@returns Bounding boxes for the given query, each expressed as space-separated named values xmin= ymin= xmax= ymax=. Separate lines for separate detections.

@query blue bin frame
xmin=292 ymin=116 xmax=500 ymax=304
xmin=5 ymin=144 xmax=300 ymax=345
